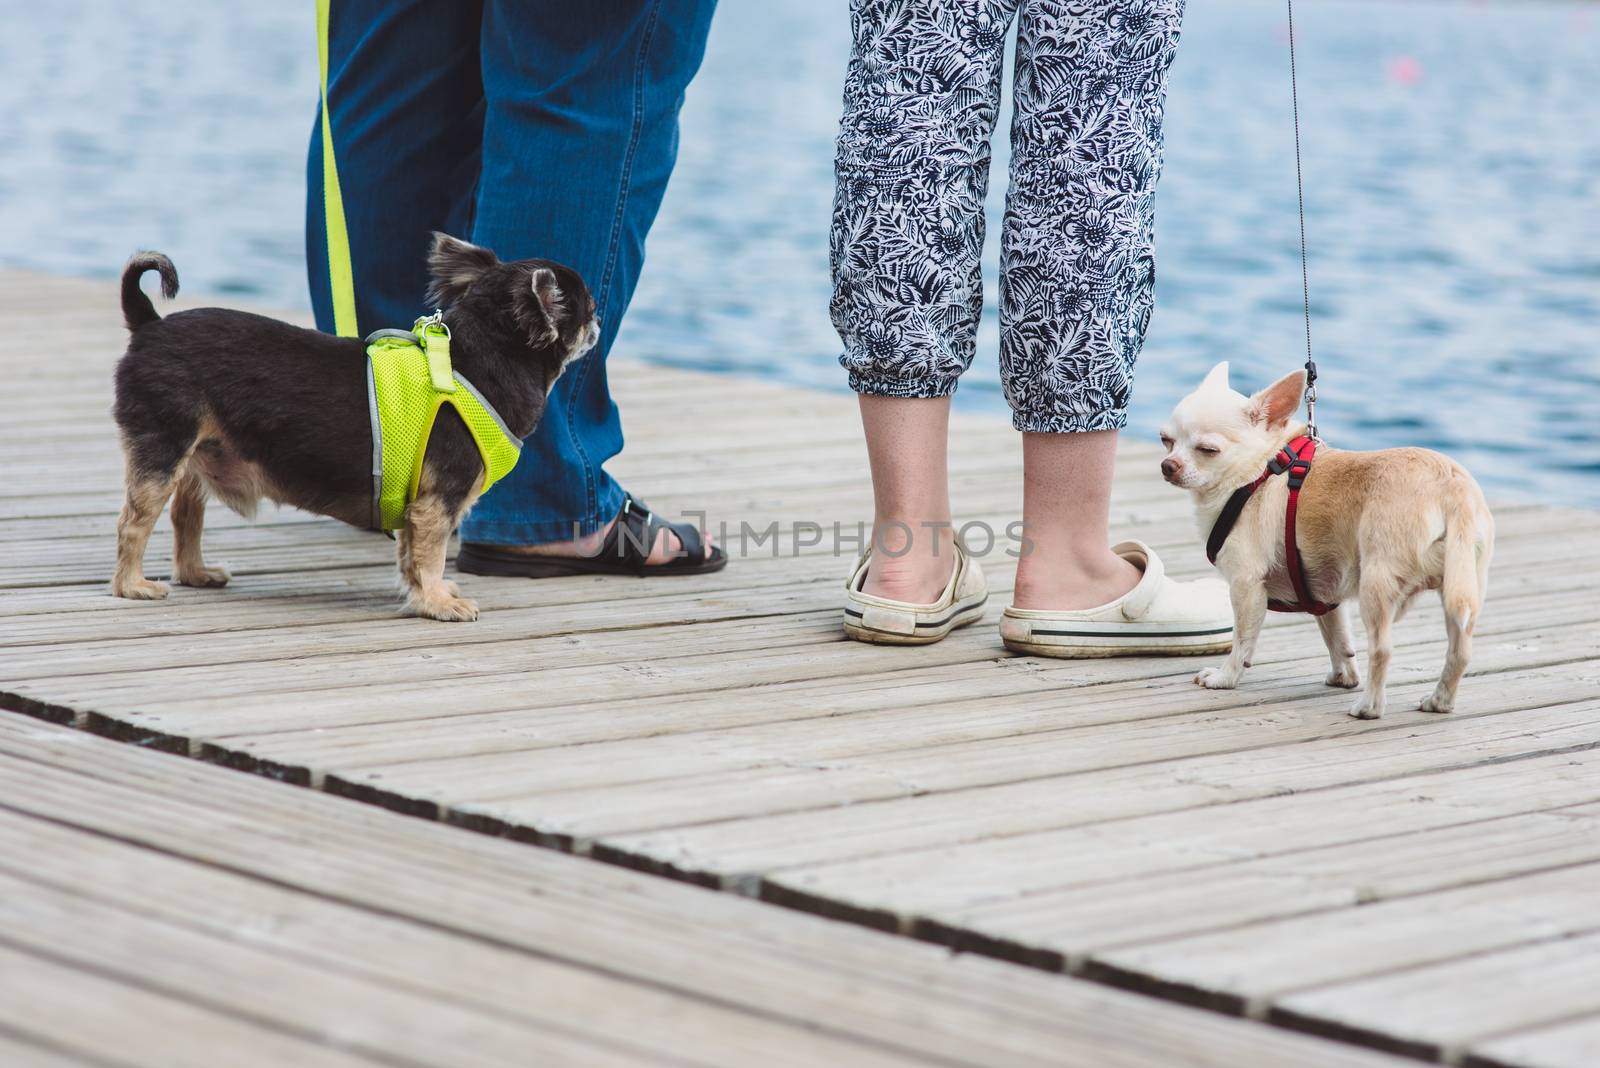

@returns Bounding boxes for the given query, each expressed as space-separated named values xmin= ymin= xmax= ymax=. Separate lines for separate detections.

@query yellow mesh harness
xmin=365 ymin=314 xmax=522 ymax=531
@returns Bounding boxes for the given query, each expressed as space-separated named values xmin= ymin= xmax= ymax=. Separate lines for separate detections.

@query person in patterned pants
xmin=834 ymin=1 xmax=1231 ymax=655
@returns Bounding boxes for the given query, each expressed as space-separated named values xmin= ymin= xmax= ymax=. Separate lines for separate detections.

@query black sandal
xmin=455 ymin=493 xmax=727 ymax=578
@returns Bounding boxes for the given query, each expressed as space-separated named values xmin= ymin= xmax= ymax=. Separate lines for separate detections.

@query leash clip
xmin=414 ymin=309 xmax=451 ymax=339
xmin=1304 ymin=381 xmax=1320 ymax=443
xmin=413 ymin=310 xmax=456 ymax=393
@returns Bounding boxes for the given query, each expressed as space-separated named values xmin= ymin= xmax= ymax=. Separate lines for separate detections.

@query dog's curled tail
xmin=121 ymin=252 xmax=179 ymax=331
xmin=1441 ymin=487 xmax=1492 ymax=637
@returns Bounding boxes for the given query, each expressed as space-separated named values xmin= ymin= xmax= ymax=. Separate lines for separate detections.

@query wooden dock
xmin=4 ymin=269 xmax=1599 ymax=1066
xmin=1 ymin=714 xmax=1419 ymax=1068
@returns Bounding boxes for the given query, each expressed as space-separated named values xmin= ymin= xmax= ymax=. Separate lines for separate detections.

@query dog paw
xmin=176 ymin=565 xmax=231 ymax=588
xmin=415 ymin=594 xmax=479 ymax=622
xmin=1195 ymin=667 xmax=1238 ymax=690
xmin=1348 ymin=695 xmax=1384 ymax=720
xmin=111 ymin=577 xmax=170 ymax=601
xmin=1325 ymin=665 xmax=1360 ymax=689
xmin=1419 ymin=692 xmax=1455 ymax=714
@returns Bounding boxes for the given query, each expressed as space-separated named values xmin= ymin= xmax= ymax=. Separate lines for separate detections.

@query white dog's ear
xmin=1201 ymin=361 xmax=1231 ymax=393
xmin=1249 ymin=369 xmax=1307 ymax=428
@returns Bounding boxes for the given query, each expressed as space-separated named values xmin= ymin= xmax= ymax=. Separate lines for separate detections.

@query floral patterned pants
xmin=830 ymin=0 xmax=1186 ymax=432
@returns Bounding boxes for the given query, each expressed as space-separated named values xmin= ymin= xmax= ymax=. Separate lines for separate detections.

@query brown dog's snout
xmin=1160 ymin=457 xmax=1181 ymax=481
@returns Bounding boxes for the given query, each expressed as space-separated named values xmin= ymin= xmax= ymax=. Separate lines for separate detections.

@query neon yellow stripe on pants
xmin=316 ymin=0 xmax=359 ymax=338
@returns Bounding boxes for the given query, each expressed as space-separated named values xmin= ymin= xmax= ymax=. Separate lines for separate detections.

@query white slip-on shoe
xmin=843 ymin=542 xmax=989 ymax=645
xmin=999 ymin=540 xmax=1233 ymax=658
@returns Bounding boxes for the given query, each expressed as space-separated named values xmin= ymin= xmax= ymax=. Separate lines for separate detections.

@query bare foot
xmin=1011 ymin=547 xmax=1141 ymax=611
xmin=861 ymin=522 xmax=955 ymax=603
xmin=498 ymin=514 xmax=715 ymax=566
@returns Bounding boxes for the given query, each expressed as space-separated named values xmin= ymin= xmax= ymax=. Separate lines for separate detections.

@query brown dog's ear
xmin=1248 ymin=369 xmax=1307 ymax=428
xmin=511 ymin=267 xmax=566 ymax=347
xmin=425 ymin=233 xmax=499 ymax=307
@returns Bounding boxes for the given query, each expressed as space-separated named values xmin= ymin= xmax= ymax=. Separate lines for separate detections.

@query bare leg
xmin=1317 ymin=603 xmax=1360 ymax=689
xmin=1012 ymin=430 xmax=1140 ymax=610
xmin=1196 ymin=577 xmax=1267 ymax=689
xmin=112 ymin=471 xmax=176 ymax=600
xmin=171 ymin=472 xmax=230 ymax=588
xmin=1351 ymin=579 xmax=1398 ymax=719
xmin=857 ymin=394 xmax=957 ymax=603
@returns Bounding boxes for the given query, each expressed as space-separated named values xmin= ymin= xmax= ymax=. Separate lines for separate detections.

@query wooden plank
xmin=2 ymin=515 xmax=1578 ymax=659
xmin=324 ymin=626 xmax=1594 ymax=807
xmin=0 ymin=504 xmax=1576 ymax=657
xmin=1269 ymin=932 xmax=1600 ymax=1063
xmin=0 ymin=453 xmax=1165 ymax=560
xmin=6 ymin=581 xmax=1587 ymax=784
xmin=219 ymin=599 xmax=1595 ymax=778
xmin=534 ymin=683 xmax=1600 ymax=847
xmin=0 ymin=718 xmax=1412 ymax=1068
xmin=768 ymin=748 xmax=1600 ymax=921
xmin=0 ymin=482 xmax=1574 ymax=577
xmin=0 ymin=821 xmax=929 ymax=1068
xmin=1087 ymin=862 xmax=1600 ymax=1015
xmin=0 ymin=1031 xmax=99 ymax=1068
xmin=0 ymin=537 xmax=883 ymax=620
xmin=1470 ymin=1014 xmax=1600 ymax=1068
xmin=585 ymin=660 xmax=1600 ymax=875
xmin=0 ymin=553 xmax=1578 ymax=714
xmin=0 ymin=872 xmax=670 ymax=1068
xmin=15 ymin=573 xmax=1591 ymax=764
xmin=0 ymin=943 xmax=387 ymax=1068
xmin=931 ymin=802 xmax=1600 ymax=969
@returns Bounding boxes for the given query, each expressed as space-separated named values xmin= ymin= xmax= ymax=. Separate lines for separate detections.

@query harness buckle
xmin=1267 ymin=442 xmax=1314 ymax=488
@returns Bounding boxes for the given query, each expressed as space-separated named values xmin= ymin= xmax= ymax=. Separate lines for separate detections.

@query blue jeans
xmin=308 ymin=0 xmax=717 ymax=544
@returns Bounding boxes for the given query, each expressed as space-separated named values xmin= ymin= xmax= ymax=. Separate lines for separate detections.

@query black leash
xmin=1286 ymin=0 xmax=1320 ymax=440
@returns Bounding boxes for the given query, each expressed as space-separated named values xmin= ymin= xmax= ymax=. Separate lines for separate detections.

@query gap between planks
xmin=0 ymin=684 xmax=1523 ymax=1068
xmin=6 ymin=668 xmax=1597 ymax=1068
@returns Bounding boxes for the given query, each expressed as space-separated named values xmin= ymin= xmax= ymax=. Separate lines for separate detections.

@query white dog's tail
xmin=1441 ymin=489 xmax=1492 ymax=636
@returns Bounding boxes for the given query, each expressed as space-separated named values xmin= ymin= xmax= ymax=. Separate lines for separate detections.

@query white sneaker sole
xmin=1001 ymin=621 xmax=1233 ymax=659
xmin=843 ymin=596 xmax=988 ymax=646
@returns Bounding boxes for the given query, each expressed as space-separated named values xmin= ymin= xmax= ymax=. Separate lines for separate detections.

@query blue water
xmin=5 ymin=1 xmax=1599 ymax=504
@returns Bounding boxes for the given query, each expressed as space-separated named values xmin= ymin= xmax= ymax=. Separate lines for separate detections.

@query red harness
xmin=1205 ymin=435 xmax=1338 ymax=616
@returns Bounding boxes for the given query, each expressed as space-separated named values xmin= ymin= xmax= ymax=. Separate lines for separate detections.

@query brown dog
xmin=110 ymin=234 xmax=597 ymax=620
xmin=1160 ymin=363 xmax=1494 ymax=718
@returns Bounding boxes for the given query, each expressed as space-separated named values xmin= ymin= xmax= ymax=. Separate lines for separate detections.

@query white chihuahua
xmin=1161 ymin=362 xmax=1494 ymax=719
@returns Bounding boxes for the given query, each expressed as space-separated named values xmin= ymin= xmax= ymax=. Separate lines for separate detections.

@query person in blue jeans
xmin=308 ymin=0 xmax=724 ymax=576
